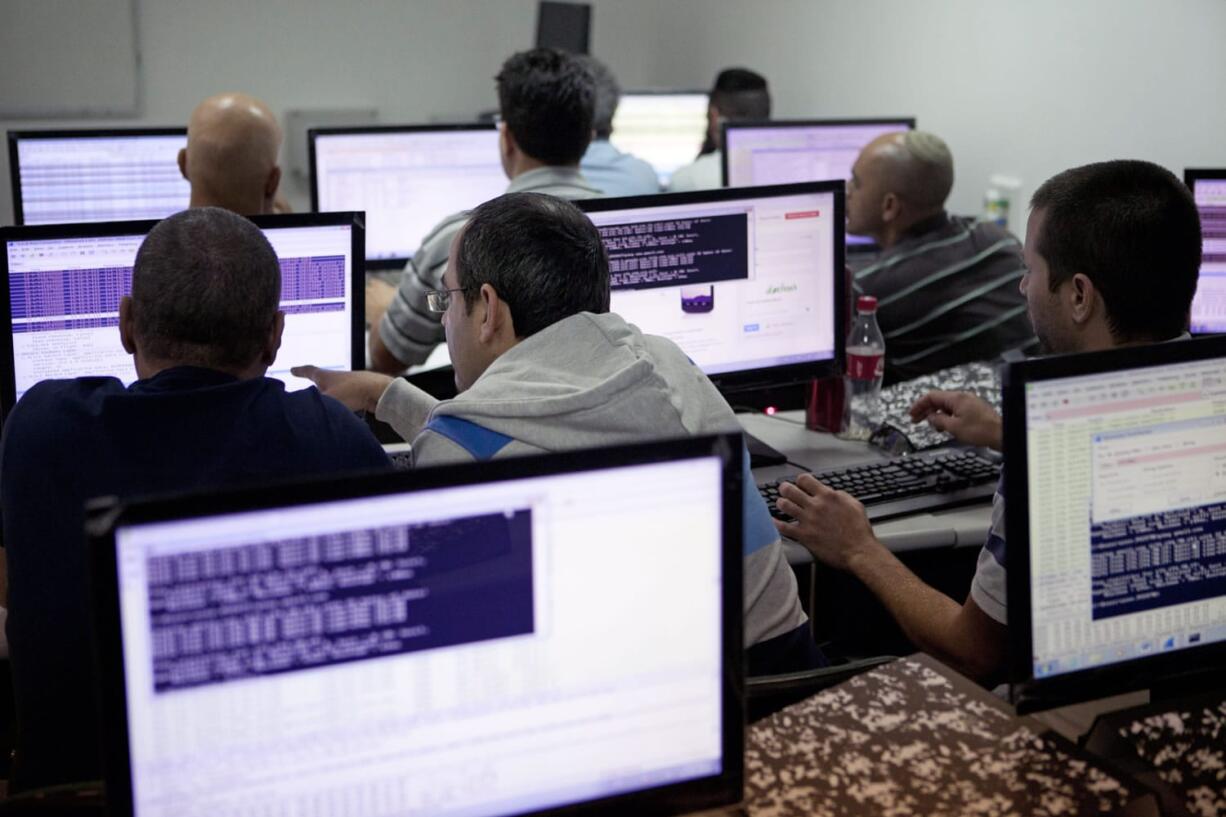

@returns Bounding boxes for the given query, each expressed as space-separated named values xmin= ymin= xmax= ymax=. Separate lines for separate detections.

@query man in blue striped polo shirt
xmin=848 ymin=131 xmax=1035 ymax=384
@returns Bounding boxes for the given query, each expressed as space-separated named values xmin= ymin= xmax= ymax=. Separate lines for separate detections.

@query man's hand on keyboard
xmin=773 ymin=474 xmax=883 ymax=572
xmin=291 ymin=366 xmax=392 ymax=414
xmin=909 ymin=390 xmax=1003 ymax=452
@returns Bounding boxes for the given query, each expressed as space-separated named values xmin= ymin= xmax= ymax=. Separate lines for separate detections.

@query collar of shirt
xmin=901 ymin=210 xmax=951 ymax=242
xmin=129 ymin=365 xmax=242 ymax=394
xmin=506 ymin=165 xmax=601 ymax=196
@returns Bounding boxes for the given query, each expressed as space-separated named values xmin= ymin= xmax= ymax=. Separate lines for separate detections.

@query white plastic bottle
xmin=842 ymin=295 xmax=886 ymax=440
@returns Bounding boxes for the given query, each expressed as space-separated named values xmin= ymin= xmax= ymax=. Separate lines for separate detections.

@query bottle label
xmin=847 ymin=352 xmax=884 ymax=380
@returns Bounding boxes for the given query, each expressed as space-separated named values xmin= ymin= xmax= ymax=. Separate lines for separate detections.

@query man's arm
xmin=776 ymin=474 xmax=1006 ymax=683
xmin=910 ymin=390 xmax=1003 ymax=452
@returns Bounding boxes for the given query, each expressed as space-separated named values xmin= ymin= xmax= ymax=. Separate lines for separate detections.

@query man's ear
xmin=118 ymin=296 xmax=137 ymax=354
xmin=262 ymin=311 xmax=286 ymax=366
xmin=1068 ymin=273 xmax=1097 ymax=326
xmin=881 ymin=191 xmax=901 ymax=224
xmin=477 ymin=283 xmax=513 ymax=344
xmin=177 ymin=147 xmax=189 ymax=182
xmin=499 ymin=122 xmax=515 ymax=162
xmin=265 ymin=165 xmax=282 ymax=200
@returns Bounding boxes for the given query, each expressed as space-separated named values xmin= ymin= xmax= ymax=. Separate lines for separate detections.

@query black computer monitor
xmin=535 ymin=0 xmax=591 ymax=53
xmin=722 ymin=118 xmax=916 ymax=248
xmin=89 ymin=435 xmax=744 ymax=817
xmin=1184 ymin=169 xmax=1226 ymax=334
xmin=608 ymin=91 xmax=710 ymax=187
xmin=309 ymin=124 xmax=505 ymax=269
xmin=8 ymin=128 xmax=191 ymax=226
xmin=1004 ymin=335 xmax=1226 ymax=713
xmin=0 ymin=212 xmax=365 ymax=424
xmin=577 ymin=181 xmax=845 ymax=396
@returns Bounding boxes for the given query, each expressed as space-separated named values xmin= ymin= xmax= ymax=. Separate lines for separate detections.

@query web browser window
xmin=585 ymin=190 xmax=838 ymax=376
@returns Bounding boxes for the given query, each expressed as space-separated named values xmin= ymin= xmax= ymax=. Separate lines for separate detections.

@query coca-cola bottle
xmin=841 ymin=295 xmax=885 ymax=440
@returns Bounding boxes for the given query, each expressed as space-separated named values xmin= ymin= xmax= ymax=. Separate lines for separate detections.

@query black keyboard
xmin=759 ymin=448 xmax=1001 ymax=523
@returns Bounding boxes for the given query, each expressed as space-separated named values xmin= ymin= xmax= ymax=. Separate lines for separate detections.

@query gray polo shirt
xmin=378 ymin=166 xmax=601 ymax=367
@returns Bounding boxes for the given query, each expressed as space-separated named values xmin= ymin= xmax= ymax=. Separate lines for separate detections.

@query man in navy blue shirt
xmin=0 ymin=207 xmax=391 ymax=791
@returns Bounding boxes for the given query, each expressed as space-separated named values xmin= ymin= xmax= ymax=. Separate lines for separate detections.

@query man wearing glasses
xmin=295 ymin=191 xmax=822 ymax=677
xmin=367 ymin=47 xmax=601 ymax=374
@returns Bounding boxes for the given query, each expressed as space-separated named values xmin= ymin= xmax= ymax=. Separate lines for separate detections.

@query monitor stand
xmin=745 ymin=431 xmax=789 ymax=468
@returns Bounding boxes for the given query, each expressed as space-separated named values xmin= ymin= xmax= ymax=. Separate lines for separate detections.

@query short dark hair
xmin=131 ymin=207 xmax=281 ymax=370
xmin=456 ymin=192 xmax=609 ymax=338
xmin=576 ymin=55 xmax=619 ymax=139
xmin=710 ymin=67 xmax=771 ymax=121
xmin=497 ymin=48 xmax=595 ymax=165
xmin=1030 ymin=160 xmax=1200 ymax=343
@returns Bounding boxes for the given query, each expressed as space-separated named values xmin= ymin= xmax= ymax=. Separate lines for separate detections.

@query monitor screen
xmin=1185 ymin=171 xmax=1226 ymax=333
xmin=310 ymin=125 xmax=506 ymax=266
xmin=609 ymin=92 xmax=710 ymax=186
xmin=1007 ymin=338 xmax=1226 ymax=710
xmin=1 ymin=214 xmax=362 ymax=419
xmin=102 ymin=442 xmax=734 ymax=817
xmin=9 ymin=129 xmax=191 ymax=226
xmin=578 ymin=182 xmax=844 ymax=390
xmin=723 ymin=119 xmax=915 ymax=246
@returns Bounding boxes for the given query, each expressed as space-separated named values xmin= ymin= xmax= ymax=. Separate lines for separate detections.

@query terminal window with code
xmin=6 ymin=225 xmax=355 ymax=401
xmin=585 ymin=191 xmax=838 ymax=377
xmin=1191 ymin=178 xmax=1226 ymax=333
xmin=113 ymin=457 xmax=725 ymax=817
xmin=14 ymin=134 xmax=190 ymax=225
xmin=1024 ymin=356 xmax=1226 ymax=679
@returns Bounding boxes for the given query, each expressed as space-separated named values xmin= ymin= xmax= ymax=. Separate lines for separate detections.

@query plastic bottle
xmin=841 ymin=295 xmax=886 ymax=440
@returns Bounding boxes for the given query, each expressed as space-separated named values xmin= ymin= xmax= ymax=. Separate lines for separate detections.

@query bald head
xmin=179 ymin=92 xmax=283 ymax=216
xmin=846 ymin=130 xmax=954 ymax=246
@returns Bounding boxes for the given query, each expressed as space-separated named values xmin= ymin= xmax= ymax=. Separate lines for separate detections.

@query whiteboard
xmin=0 ymin=0 xmax=140 ymax=118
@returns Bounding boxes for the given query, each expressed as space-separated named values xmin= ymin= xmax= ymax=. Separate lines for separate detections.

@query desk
xmin=738 ymin=410 xmax=994 ymax=564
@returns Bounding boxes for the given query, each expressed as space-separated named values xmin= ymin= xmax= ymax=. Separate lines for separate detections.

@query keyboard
xmin=759 ymin=448 xmax=1001 ymax=523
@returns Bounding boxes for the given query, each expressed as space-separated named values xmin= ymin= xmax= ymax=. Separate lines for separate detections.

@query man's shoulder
xmin=7 ymin=377 xmax=124 ymax=426
xmin=416 ymin=211 xmax=470 ymax=257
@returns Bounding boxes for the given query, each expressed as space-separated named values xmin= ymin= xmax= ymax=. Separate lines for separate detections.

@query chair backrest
xmin=748 ymin=655 xmax=897 ymax=722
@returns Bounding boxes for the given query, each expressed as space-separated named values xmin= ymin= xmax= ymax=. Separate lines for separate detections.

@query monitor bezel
xmin=1004 ymin=334 xmax=1226 ymax=714
xmin=88 ymin=434 xmax=746 ymax=817
xmin=0 ymin=211 xmax=367 ymax=427
xmin=577 ymin=180 xmax=847 ymax=394
xmin=7 ymin=127 xmax=189 ymax=227
xmin=719 ymin=117 xmax=917 ymax=188
xmin=307 ymin=122 xmax=501 ymax=270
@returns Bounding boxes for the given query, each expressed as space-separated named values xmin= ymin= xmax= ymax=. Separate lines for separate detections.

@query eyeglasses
xmin=425 ymin=287 xmax=468 ymax=313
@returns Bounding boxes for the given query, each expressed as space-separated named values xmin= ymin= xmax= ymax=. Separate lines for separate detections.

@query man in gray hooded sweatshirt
xmin=294 ymin=192 xmax=820 ymax=675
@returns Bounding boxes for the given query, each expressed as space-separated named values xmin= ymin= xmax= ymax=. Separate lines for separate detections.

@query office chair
xmin=747 ymin=654 xmax=897 ymax=722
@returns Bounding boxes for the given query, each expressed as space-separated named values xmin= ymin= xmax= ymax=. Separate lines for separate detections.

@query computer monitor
xmin=609 ymin=91 xmax=710 ymax=186
xmin=8 ymin=128 xmax=191 ymax=226
xmin=90 ymin=435 xmax=744 ymax=817
xmin=0 ymin=212 xmax=364 ymax=423
xmin=723 ymin=119 xmax=916 ymax=247
xmin=1183 ymin=169 xmax=1226 ymax=333
xmin=535 ymin=0 xmax=591 ymax=53
xmin=1004 ymin=336 xmax=1226 ymax=713
xmin=577 ymin=181 xmax=845 ymax=395
xmin=309 ymin=124 xmax=505 ymax=268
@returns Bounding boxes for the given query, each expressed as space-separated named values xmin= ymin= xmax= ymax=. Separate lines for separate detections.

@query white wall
xmin=3 ymin=0 xmax=1226 ymax=231
xmin=647 ymin=0 xmax=1226 ymax=232
xmin=0 ymin=0 xmax=667 ymax=224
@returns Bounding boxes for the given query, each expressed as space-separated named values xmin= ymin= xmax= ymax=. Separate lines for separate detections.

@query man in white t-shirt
xmin=775 ymin=159 xmax=1201 ymax=684
xmin=669 ymin=67 xmax=770 ymax=192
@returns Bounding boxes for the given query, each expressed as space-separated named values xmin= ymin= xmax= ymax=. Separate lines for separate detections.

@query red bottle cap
xmin=856 ymin=295 xmax=878 ymax=313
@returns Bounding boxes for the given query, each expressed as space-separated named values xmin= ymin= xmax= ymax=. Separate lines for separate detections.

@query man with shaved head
xmin=0 ymin=208 xmax=389 ymax=790
xmin=179 ymin=92 xmax=284 ymax=215
xmin=848 ymin=131 xmax=1033 ymax=383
